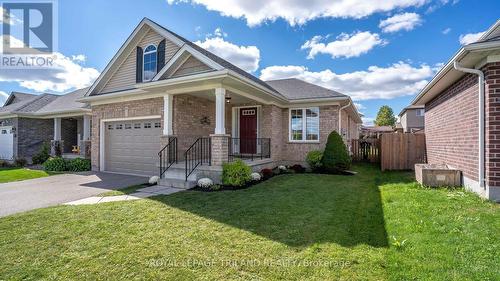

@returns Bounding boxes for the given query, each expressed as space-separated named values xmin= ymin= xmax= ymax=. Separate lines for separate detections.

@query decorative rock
xmin=149 ymin=176 xmax=160 ymax=185
xmin=251 ymin=172 xmax=261 ymax=181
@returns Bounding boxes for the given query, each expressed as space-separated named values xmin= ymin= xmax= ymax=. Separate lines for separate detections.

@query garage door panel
xmin=0 ymin=126 xmax=14 ymax=160
xmin=105 ymin=119 xmax=161 ymax=176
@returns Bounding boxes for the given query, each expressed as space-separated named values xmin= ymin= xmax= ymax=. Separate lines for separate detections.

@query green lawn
xmin=98 ymin=184 xmax=148 ymax=197
xmin=0 ymin=164 xmax=498 ymax=280
xmin=0 ymin=167 xmax=51 ymax=183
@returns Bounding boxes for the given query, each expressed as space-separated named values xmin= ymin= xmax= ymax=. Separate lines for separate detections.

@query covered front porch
xmin=51 ymin=114 xmax=91 ymax=159
xmin=158 ymin=87 xmax=274 ymax=180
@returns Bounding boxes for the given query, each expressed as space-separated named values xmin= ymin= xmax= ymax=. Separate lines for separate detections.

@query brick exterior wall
xmin=90 ymin=94 xmax=354 ymax=171
xmin=280 ymin=105 xmax=340 ymax=163
xmin=17 ymin=118 xmax=54 ymax=160
xmin=425 ymin=62 xmax=500 ymax=200
xmin=91 ymin=97 xmax=163 ymax=171
xmin=61 ymin=119 xmax=78 ymax=153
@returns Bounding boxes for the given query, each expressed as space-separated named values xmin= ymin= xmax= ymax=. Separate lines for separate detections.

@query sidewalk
xmin=64 ymin=185 xmax=183 ymax=205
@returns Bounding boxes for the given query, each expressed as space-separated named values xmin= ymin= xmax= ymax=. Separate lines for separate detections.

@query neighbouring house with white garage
xmin=0 ymin=89 xmax=92 ymax=161
xmin=1 ymin=18 xmax=361 ymax=188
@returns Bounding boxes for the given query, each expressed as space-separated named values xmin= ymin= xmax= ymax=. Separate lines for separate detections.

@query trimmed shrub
xmin=290 ymin=164 xmax=305 ymax=173
xmin=222 ymin=159 xmax=252 ymax=187
xmin=43 ymin=157 xmax=67 ymax=171
xmin=322 ymin=131 xmax=351 ymax=173
xmin=14 ymin=158 xmax=27 ymax=167
xmin=261 ymin=168 xmax=273 ymax=179
xmin=66 ymin=158 xmax=91 ymax=172
xmin=306 ymin=150 xmax=323 ymax=171
xmin=32 ymin=142 xmax=50 ymax=165
xmin=0 ymin=160 xmax=12 ymax=168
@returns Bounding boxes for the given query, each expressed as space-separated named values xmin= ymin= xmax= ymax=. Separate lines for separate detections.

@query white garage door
xmin=104 ymin=119 xmax=162 ymax=176
xmin=0 ymin=126 xmax=14 ymax=160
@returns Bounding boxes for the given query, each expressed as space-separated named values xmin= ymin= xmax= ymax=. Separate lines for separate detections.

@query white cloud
xmin=167 ymin=0 xmax=428 ymax=26
xmin=301 ymin=31 xmax=386 ymax=59
xmin=0 ymin=91 xmax=8 ymax=105
xmin=379 ymin=12 xmax=423 ymax=33
xmin=71 ymin=54 xmax=86 ymax=62
xmin=354 ymin=103 xmax=366 ymax=111
xmin=260 ymin=61 xmax=436 ymax=101
xmin=442 ymin=27 xmax=451 ymax=34
xmin=0 ymin=7 xmax=22 ymax=25
xmin=362 ymin=117 xmax=375 ymax=126
xmin=459 ymin=31 xmax=485 ymax=45
xmin=0 ymin=36 xmax=100 ymax=93
xmin=195 ymin=37 xmax=260 ymax=73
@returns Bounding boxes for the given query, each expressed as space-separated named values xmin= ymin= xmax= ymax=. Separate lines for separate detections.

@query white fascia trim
xmin=78 ymin=88 xmax=148 ymax=103
xmin=0 ymin=110 xmax=90 ymax=119
xmin=87 ymin=18 xmax=187 ymax=97
xmin=99 ymin=114 xmax=162 ymax=171
xmin=464 ymin=40 xmax=500 ymax=52
xmin=225 ymin=70 xmax=288 ymax=103
xmin=152 ymin=46 xmax=190 ymax=81
xmin=138 ymin=69 xmax=228 ymax=89
xmin=411 ymin=47 xmax=467 ymax=105
xmin=86 ymin=20 xmax=152 ymax=96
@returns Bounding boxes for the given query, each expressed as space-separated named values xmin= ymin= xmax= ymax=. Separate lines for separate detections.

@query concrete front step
xmin=159 ymin=177 xmax=197 ymax=189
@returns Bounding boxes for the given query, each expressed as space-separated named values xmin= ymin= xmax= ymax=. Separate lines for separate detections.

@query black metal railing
xmin=185 ymin=137 xmax=211 ymax=181
xmin=228 ymin=138 xmax=271 ymax=162
xmin=158 ymin=137 xmax=178 ymax=178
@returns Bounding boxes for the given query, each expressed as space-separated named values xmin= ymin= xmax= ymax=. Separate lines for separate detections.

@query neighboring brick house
xmin=76 ymin=18 xmax=361 ymax=185
xmin=397 ymin=105 xmax=425 ymax=133
xmin=412 ymin=20 xmax=500 ymax=202
xmin=0 ymin=89 xmax=92 ymax=161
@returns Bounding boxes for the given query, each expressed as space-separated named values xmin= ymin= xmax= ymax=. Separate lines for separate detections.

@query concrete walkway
xmin=64 ymin=185 xmax=183 ymax=205
xmin=0 ymin=172 xmax=148 ymax=217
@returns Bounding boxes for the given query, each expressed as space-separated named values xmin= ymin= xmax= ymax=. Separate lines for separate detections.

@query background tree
xmin=374 ymin=105 xmax=397 ymax=126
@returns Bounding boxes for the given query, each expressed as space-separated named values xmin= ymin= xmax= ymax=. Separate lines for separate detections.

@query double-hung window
xmin=416 ymin=108 xmax=425 ymax=117
xmin=290 ymin=107 xmax=319 ymax=142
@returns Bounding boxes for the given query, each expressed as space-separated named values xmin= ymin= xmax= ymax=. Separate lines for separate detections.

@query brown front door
xmin=239 ymin=107 xmax=257 ymax=154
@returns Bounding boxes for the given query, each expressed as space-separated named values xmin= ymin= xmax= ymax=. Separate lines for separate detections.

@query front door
xmin=239 ymin=108 xmax=257 ymax=154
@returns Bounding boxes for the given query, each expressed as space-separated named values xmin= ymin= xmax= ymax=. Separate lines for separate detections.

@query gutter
xmin=338 ymin=100 xmax=351 ymax=138
xmin=453 ymin=62 xmax=485 ymax=189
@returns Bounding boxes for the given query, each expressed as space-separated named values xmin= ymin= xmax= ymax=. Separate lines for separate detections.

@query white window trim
xmin=143 ymin=44 xmax=157 ymax=82
xmin=288 ymin=107 xmax=320 ymax=143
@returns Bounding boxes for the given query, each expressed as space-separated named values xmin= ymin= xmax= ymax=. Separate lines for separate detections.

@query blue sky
xmin=1 ymin=0 xmax=499 ymax=124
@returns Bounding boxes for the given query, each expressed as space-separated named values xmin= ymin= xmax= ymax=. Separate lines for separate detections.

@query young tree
xmin=374 ymin=105 xmax=397 ymax=126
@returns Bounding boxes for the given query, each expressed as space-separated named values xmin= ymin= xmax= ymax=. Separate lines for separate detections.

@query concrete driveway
xmin=0 ymin=172 xmax=148 ymax=217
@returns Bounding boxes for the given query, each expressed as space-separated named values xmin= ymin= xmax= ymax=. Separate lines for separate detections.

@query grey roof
xmin=0 ymin=92 xmax=38 ymax=113
xmin=0 ymin=88 xmax=89 ymax=116
xmin=264 ymin=78 xmax=348 ymax=100
xmin=149 ymin=19 xmax=286 ymax=100
xmin=36 ymin=88 xmax=90 ymax=114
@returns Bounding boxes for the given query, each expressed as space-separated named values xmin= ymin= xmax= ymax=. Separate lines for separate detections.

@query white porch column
xmin=163 ymin=94 xmax=173 ymax=135
xmin=214 ymin=88 xmax=226 ymax=135
xmin=54 ymin=117 xmax=61 ymax=141
xmin=83 ymin=115 xmax=91 ymax=141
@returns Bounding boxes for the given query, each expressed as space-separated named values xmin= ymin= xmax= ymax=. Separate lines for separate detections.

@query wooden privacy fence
xmin=351 ymin=138 xmax=380 ymax=163
xmin=380 ymin=133 xmax=426 ymax=171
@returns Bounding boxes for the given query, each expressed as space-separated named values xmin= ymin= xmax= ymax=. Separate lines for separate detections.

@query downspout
xmin=339 ymin=100 xmax=351 ymax=140
xmin=453 ymin=62 xmax=485 ymax=188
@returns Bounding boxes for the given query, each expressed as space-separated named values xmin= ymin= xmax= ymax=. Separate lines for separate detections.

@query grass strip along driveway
xmin=0 ymin=168 xmax=51 ymax=183
xmin=0 ymin=164 xmax=498 ymax=280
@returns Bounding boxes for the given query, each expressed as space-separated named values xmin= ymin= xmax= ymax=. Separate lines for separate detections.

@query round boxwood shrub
xmin=66 ymin=158 xmax=91 ymax=172
xmin=321 ymin=131 xmax=351 ymax=173
xmin=43 ymin=157 xmax=67 ymax=171
xmin=306 ymin=150 xmax=323 ymax=171
xmin=222 ymin=159 xmax=252 ymax=187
